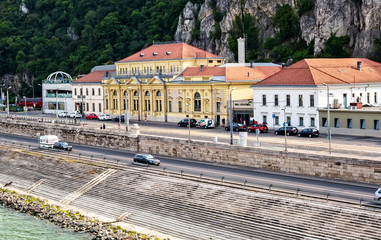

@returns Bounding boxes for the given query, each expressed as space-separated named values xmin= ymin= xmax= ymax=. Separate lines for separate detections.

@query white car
xmin=98 ymin=114 xmax=112 ymax=121
xmin=58 ymin=111 xmax=69 ymax=117
xmin=69 ymin=112 xmax=82 ymax=118
xmin=374 ymin=188 xmax=381 ymax=201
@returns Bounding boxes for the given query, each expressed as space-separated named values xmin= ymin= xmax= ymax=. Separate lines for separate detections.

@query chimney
xmin=282 ymin=63 xmax=286 ymax=69
xmin=357 ymin=61 xmax=362 ymax=72
xmin=237 ymin=37 xmax=245 ymax=63
xmin=250 ymin=61 xmax=254 ymax=68
xmin=200 ymin=65 xmax=204 ymax=72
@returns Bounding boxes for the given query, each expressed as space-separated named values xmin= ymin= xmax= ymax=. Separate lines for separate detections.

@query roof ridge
xmin=309 ymin=65 xmax=351 ymax=85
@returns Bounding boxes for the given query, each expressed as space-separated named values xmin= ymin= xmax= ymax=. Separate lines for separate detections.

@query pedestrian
xmin=243 ymin=120 xmax=246 ymax=126
xmin=103 ymin=123 xmax=106 ymax=129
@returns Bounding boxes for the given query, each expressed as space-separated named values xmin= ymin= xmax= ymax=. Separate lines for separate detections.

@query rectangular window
xmin=92 ymin=103 xmax=95 ymax=111
xmin=169 ymin=101 xmax=172 ymax=112
xmin=262 ymin=95 xmax=266 ymax=106
xmin=298 ymin=95 xmax=303 ymax=107
xmin=286 ymin=95 xmax=290 ymax=106
xmin=263 ymin=115 xmax=267 ymax=124
xmin=374 ymin=120 xmax=380 ymax=130
xmin=208 ymin=60 xmax=213 ymax=63
xmin=299 ymin=117 xmax=304 ymax=126
xmin=99 ymin=103 xmax=101 ymax=112
xmin=75 ymin=88 xmax=77 ymax=96
xmin=106 ymin=99 xmax=108 ymax=110
xmin=275 ymin=116 xmax=279 ymax=125
xmin=360 ymin=119 xmax=366 ymax=129
xmin=80 ymin=88 xmax=83 ymax=96
xmin=86 ymin=88 xmax=88 ymax=96
xmin=310 ymin=117 xmax=315 ymax=127
xmin=334 ymin=118 xmax=340 ymax=128
xmin=375 ymin=92 xmax=377 ymax=103
xmin=287 ymin=116 xmax=291 ymax=126
xmin=85 ymin=103 xmax=88 ymax=111
xmin=217 ymin=102 xmax=221 ymax=112
xmin=145 ymin=100 xmax=148 ymax=111
xmin=274 ymin=95 xmax=278 ymax=106
xmin=347 ymin=119 xmax=352 ymax=128
xmin=322 ymin=117 xmax=327 ymax=127
xmin=310 ymin=95 xmax=314 ymax=107
xmin=217 ymin=60 xmax=222 ymax=63
xmin=178 ymin=101 xmax=182 ymax=113
xmin=92 ymin=88 xmax=95 ymax=96
xmin=98 ymin=88 xmax=101 ymax=96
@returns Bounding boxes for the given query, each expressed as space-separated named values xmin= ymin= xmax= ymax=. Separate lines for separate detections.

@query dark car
xmin=274 ymin=126 xmax=299 ymax=136
xmin=177 ymin=118 xmax=197 ymax=127
xmin=225 ymin=123 xmax=247 ymax=132
xmin=133 ymin=154 xmax=160 ymax=166
xmin=113 ymin=115 xmax=125 ymax=122
xmin=53 ymin=142 xmax=72 ymax=151
xmin=247 ymin=124 xmax=268 ymax=133
xmin=298 ymin=128 xmax=319 ymax=138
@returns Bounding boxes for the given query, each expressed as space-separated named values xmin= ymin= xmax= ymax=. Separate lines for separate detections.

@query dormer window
xmin=139 ymin=53 xmax=144 ymax=57
xmin=153 ymin=52 xmax=158 ymax=56
xmin=166 ymin=52 xmax=171 ymax=55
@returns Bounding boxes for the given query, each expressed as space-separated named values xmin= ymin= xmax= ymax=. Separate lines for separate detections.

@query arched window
xmin=105 ymin=71 xmax=109 ymax=77
xmin=145 ymin=91 xmax=150 ymax=96
xmin=134 ymin=91 xmax=139 ymax=96
xmin=113 ymin=90 xmax=117 ymax=96
xmin=194 ymin=92 xmax=201 ymax=112
xmin=156 ymin=91 xmax=161 ymax=96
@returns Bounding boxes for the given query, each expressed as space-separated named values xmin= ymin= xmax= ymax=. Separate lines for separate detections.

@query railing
xmin=0 ymin=114 xmax=81 ymax=126
xmin=42 ymin=79 xmax=72 ymax=84
xmin=45 ymin=93 xmax=72 ymax=98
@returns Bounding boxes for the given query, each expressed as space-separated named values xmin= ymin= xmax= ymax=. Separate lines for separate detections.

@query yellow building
xmin=102 ymin=42 xmax=281 ymax=125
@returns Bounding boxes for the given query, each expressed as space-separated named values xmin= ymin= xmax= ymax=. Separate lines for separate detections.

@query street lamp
xmin=23 ymin=96 xmax=27 ymax=119
xmin=126 ymin=87 xmax=131 ymax=132
xmin=0 ymin=83 xmax=5 ymax=111
xmin=322 ymin=83 xmax=332 ymax=154
xmin=282 ymin=107 xmax=287 ymax=152
xmin=229 ymin=87 xmax=236 ymax=145
xmin=55 ymin=88 xmax=59 ymax=123
xmin=211 ymin=84 xmax=217 ymax=126
xmin=6 ymin=86 xmax=11 ymax=117
xmin=186 ymin=103 xmax=191 ymax=142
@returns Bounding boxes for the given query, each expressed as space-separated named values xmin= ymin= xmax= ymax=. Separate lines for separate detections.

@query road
xmin=0 ymin=131 xmax=378 ymax=204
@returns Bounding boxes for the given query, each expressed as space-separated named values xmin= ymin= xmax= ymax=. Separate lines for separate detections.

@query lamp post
xmin=0 ymin=83 xmax=5 ymax=111
xmin=186 ymin=103 xmax=191 ymax=142
xmin=80 ymin=85 xmax=84 ymax=118
xmin=23 ymin=96 xmax=27 ymax=119
xmin=7 ymin=86 xmax=11 ymax=117
xmin=126 ymin=87 xmax=131 ymax=132
xmin=38 ymin=84 xmax=42 ymax=113
xmin=55 ymin=88 xmax=59 ymax=123
xmin=322 ymin=83 xmax=332 ymax=154
xmin=282 ymin=107 xmax=287 ymax=152
xmin=211 ymin=84 xmax=217 ymax=126
xmin=229 ymin=87 xmax=236 ymax=145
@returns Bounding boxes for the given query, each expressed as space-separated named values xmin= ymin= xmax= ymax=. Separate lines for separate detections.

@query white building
xmin=72 ymin=65 xmax=115 ymax=116
xmin=252 ymin=58 xmax=381 ymax=132
xmin=42 ymin=71 xmax=73 ymax=115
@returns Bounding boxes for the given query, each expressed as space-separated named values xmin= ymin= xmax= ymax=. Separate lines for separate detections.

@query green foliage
xmin=0 ymin=0 xmax=191 ymax=98
xmin=372 ymin=38 xmax=381 ymax=63
xmin=319 ymin=34 xmax=350 ymax=58
xmin=228 ymin=13 xmax=259 ymax=61
xmin=296 ymin=0 xmax=314 ymax=16
xmin=273 ymin=5 xmax=300 ymax=42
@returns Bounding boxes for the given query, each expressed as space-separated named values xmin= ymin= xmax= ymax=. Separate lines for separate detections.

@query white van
xmin=39 ymin=135 xmax=59 ymax=148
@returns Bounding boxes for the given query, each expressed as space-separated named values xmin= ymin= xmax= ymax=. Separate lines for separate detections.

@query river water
xmin=0 ymin=205 xmax=92 ymax=240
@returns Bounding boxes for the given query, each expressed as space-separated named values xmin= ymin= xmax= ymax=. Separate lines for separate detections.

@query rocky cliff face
xmin=175 ymin=0 xmax=381 ymax=62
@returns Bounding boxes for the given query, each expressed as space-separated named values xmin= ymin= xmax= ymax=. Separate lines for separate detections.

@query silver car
xmin=374 ymin=188 xmax=381 ymax=201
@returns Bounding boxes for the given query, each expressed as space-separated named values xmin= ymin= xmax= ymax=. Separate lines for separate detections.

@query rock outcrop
xmin=175 ymin=0 xmax=381 ymax=61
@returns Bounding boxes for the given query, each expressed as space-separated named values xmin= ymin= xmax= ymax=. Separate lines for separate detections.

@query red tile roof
xmin=254 ymin=58 xmax=381 ymax=86
xmin=117 ymin=43 xmax=221 ymax=62
xmin=73 ymin=70 xmax=115 ymax=83
xmin=179 ymin=66 xmax=281 ymax=81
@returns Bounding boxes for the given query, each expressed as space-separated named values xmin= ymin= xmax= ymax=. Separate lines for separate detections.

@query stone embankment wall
xmin=1 ymin=119 xmax=381 ymax=184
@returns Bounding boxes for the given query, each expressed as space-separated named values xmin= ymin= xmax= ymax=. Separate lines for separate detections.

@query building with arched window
xmin=102 ymin=42 xmax=281 ymax=124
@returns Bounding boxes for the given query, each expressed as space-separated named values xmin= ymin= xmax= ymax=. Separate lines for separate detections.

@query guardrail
xmin=1 ymin=141 xmax=379 ymax=209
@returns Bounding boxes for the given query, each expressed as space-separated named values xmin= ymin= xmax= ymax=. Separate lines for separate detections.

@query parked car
xmin=133 ymin=154 xmax=160 ymax=166
xmin=225 ymin=123 xmax=247 ymax=132
xmin=297 ymin=128 xmax=319 ymax=138
xmin=374 ymin=188 xmax=381 ymax=201
xmin=247 ymin=124 xmax=268 ymax=133
xmin=113 ymin=115 xmax=125 ymax=122
xmin=196 ymin=119 xmax=215 ymax=128
xmin=98 ymin=114 xmax=112 ymax=121
xmin=53 ymin=141 xmax=72 ymax=151
xmin=58 ymin=112 xmax=69 ymax=118
xmin=69 ymin=111 xmax=82 ymax=118
xmin=274 ymin=126 xmax=299 ymax=136
xmin=177 ymin=118 xmax=197 ymax=127
xmin=86 ymin=113 xmax=98 ymax=120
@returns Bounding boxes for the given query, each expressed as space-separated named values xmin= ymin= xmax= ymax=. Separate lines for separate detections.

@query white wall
xmin=72 ymin=84 xmax=104 ymax=115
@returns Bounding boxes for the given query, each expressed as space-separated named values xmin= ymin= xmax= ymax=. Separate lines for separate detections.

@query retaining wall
xmin=1 ymin=119 xmax=381 ymax=184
